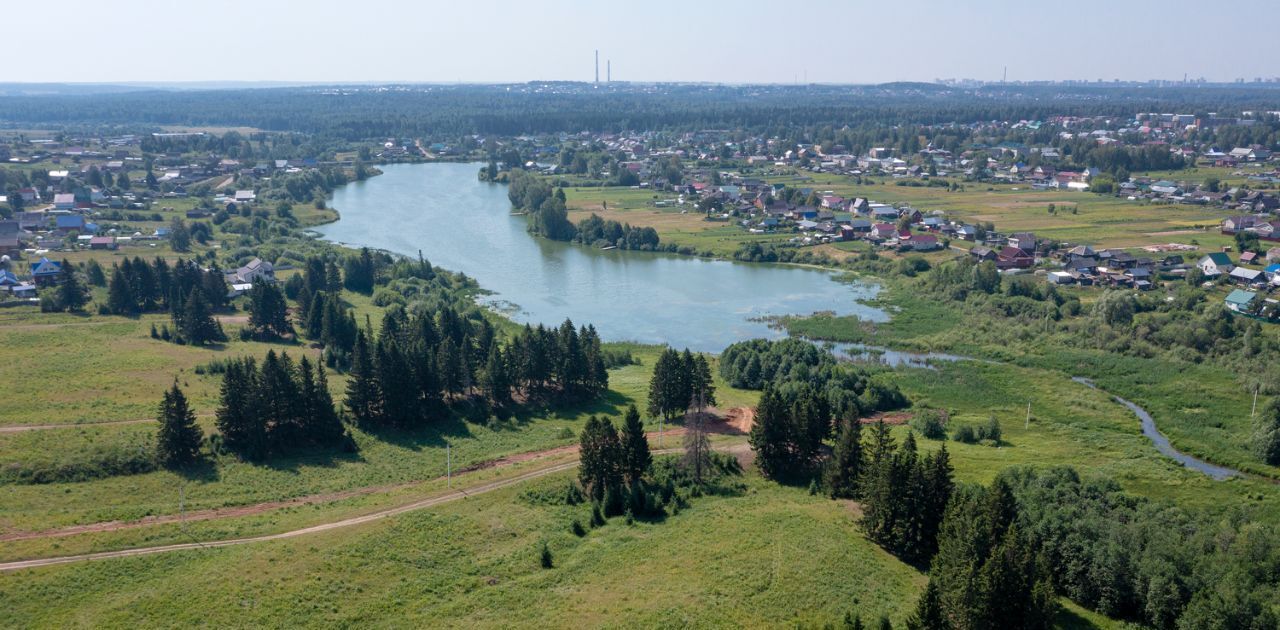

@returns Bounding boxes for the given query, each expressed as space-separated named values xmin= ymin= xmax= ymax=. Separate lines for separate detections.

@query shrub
xmin=978 ymin=416 xmax=1003 ymax=443
xmin=953 ymin=424 xmax=978 ymax=444
xmin=539 ymin=543 xmax=553 ymax=569
xmin=570 ymin=519 xmax=586 ymax=537
xmin=910 ymin=407 xmax=948 ymax=440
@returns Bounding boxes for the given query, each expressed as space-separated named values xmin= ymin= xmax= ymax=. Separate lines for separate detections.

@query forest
xmin=3 ymin=83 xmax=1280 ymax=141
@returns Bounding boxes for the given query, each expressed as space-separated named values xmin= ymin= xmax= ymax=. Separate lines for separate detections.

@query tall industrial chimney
xmin=607 ymin=60 xmax=611 ymax=83
xmin=595 ymin=50 xmax=599 ymax=84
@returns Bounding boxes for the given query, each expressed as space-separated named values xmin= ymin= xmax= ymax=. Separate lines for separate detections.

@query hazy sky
xmin=9 ymin=0 xmax=1279 ymax=84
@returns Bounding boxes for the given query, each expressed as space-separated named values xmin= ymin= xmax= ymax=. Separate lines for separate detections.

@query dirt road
xmin=0 ymin=442 xmax=751 ymax=572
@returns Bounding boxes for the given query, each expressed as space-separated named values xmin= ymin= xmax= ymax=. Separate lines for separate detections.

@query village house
xmin=227 ymin=257 xmax=275 ymax=285
xmin=89 ymin=236 xmax=117 ymax=250
xmin=996 ymin=246 xmax=1034 ymax=270
xmin=30 ymin=257 xmax=62 ymax=286
xmin=1225 ymin=289 xmax=1259 ymax=313
xmin=1197 ymin=252 xmax=1234 ymax=277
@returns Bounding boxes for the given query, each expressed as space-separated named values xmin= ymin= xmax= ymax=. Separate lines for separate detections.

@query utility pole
xmin=1025 ymin=401 xmax=1031 ymax=430
xmin=1252 ymin=385 xmax=1260 ymax=421
xmin=447 ymin=441 xmax=451 ymax=488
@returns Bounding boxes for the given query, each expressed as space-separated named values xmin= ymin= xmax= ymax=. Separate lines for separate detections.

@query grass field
xmin=0 ymin=464 xmax=935 ymax=628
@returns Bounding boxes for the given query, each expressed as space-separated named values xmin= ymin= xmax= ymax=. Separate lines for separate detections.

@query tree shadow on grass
xmin=356 ymin=414 xmax=476 ymax=453
xmin=174 ymin=457 xmax=221 ymax=482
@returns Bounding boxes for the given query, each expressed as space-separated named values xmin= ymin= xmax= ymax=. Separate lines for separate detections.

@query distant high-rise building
xmin=595 ymin=50 xmax=599 ymax=84
xmin=607 ymin=60 xmax=611 ymax=83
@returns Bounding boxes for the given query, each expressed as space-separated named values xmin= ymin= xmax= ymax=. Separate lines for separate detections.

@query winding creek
xmin=318 ymin=162 xmax=1246 ymax=481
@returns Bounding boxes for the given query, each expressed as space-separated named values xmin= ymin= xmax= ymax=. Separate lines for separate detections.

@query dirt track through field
xmin=0 ymin=409 xmax=754 ymax=549
xmin=0 ymin=441 xmax=751 ymax=572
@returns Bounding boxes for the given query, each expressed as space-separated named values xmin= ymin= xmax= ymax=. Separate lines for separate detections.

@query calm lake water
xmin=318 ymin=163 xmax=885 ymax=352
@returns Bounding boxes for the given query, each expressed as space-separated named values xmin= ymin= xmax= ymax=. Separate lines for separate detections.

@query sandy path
xmin=0 ymin=412 xmax=753 ymax=543
xmin=0 ymin=443 xmax=750 ymax=572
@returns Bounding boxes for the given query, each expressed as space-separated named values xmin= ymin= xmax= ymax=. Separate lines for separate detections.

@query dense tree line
xmin=914 ymin=476 xmax=1057 ymax=629
xmin=106 ymin=256 xmax=229 ymax=316
xmin=647 ymin=348 xmax=716 ymax=422
xmin=345 ymin=307 xmax=608 ymax=429
xmin=214 ymin=351 xmax=350 ymax=460
xmin=574 ymin=214 xmax=661 ymax=251
xmin=858 ymin=425 xmax=954 ymax=566
xmin=721 ymin=338 xmax=908 ymax=419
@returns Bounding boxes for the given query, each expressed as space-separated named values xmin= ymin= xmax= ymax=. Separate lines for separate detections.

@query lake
xmin=318 ymin=163 xmax=885 ymax=352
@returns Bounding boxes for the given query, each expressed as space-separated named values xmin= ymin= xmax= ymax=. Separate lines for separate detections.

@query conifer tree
xmin=345 ymin=332 xmax=381 ymax=425
xmin=297 ymin=356 xmax=345 ymax=446
xmin=906 ymin=580 xmax=947 ymax=630
xmin=57 ymin=258 xmax=88 ymax=312
xmin=481 ymin=344 xmax=510 ymax=405
xmin=620 ymin=405 xmax=651 ymax=484
xmin=578 ymin=416 xmax=623 ymax=500
xmin=826 ymin=418 xmax=864 ymax=499
xmin=177 ymin=287 xmax=224 ymax=345
xmin=215 ymin=358 xmax=267 ymax=459
xmin=248 ymin=281 xmax=291 ymax=338
xmin=107 ymin=265 xmax=138 ymax=314
xmin=749 ymin=386 xmax=793 ymax=479
xmin=156 ymin=381 xmax=203 ymax=468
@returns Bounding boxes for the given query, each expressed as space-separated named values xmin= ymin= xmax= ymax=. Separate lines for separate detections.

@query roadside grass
xmin=0 ymin=466 xmax=925 ymax=628
xmin=0 ymin=344 xmax=758 ymax=533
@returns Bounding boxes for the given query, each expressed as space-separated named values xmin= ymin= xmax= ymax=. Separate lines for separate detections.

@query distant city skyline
xmin=6 ymin=0 xmax=1279 ymax=85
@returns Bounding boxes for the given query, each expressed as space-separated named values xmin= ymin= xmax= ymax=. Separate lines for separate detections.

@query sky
xmin=8 ymin=0 xmax=1279 ymax=85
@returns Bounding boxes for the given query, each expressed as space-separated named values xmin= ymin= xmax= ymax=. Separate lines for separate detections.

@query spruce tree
xmin=179 ymin=287 xmax=223 ymax=345
xmin=258 ymin=350 xmax=301 ymax=450
xmin=481 ymin=344 xmax=511 ymax=405
xmin=156 ymin=381 xmax=203 ymax=468
xmin=107 ymin=265 xmax=138 ymax=314
xmin=861 ymin=421 xmax=898 ymax=546
xmin=84 ymin=258 xmax=106 ymax=286
xmin=248 ymin=281 xmax=291 ymax=338
xmin=578 ymin=416 xmax=623 ymax=500
xmin=346 ymin=332 xmax=381 ymax=426
xmin=215 ymin=358 xmax=266 ymax=459
xmin=297 ymin=356 xmax=346 ymax=447
xmin=749 ymin=386 xmax=792 ymax=479
xmin=620 ymin=405 xmax=651 ymax=483
xmin=906 ymin=580 xmax=948 ymax=630
xmin=57 ymin=259 xmax=88 ymax=312
xmin=826 ymin=418 xmax=863 ymax=499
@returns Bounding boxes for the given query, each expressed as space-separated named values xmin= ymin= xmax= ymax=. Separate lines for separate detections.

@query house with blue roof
xmin=30 ymin=257 xmax=62 ymax=286
xmin=55 ymin=215 xmax=86 ymax=232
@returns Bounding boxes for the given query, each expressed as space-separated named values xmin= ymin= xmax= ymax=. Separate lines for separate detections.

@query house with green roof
xmin=1197 ymin=252 xmax=1234 ymax=277
xmin=1225 ymin=289 xmax=1258 ymax=313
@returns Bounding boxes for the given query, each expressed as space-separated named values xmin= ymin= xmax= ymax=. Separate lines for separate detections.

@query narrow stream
xmin=1072 ymin=377 xmax=1240 ymax=480
xmin=831 ymin=344 xmax=1245 ymax=480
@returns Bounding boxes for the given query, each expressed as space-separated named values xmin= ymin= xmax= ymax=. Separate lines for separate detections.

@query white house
xmin=1197 ymin=252 xmax=1234 ymax=277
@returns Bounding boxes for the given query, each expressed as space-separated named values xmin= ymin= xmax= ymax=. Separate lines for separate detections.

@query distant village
xmin=0 ymin=130 xmax=414 ymax=304
xmin=5 ymin=110 xmax=1280 ymax=318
